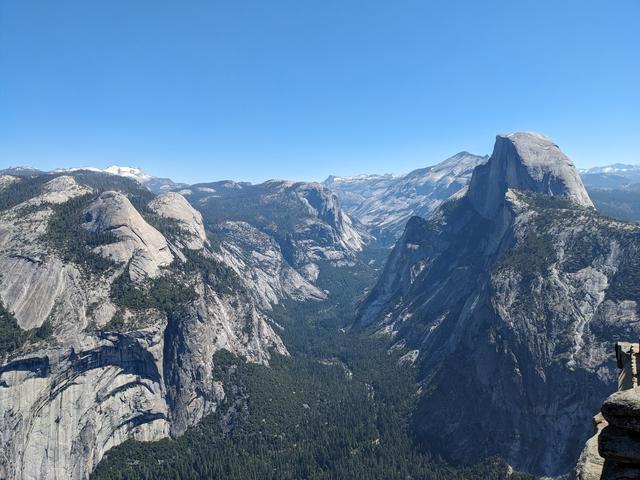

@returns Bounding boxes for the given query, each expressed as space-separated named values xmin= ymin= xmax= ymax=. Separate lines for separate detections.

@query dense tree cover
xmin=0 ymin=303 xmax=54 ymax=356
xmin=110 ymin=270 xmax=197 ymax=313
xmin=189 ymin=182 xmax=307 ymax=234
xmin=606 ymin=232 xmax=640 ymax=303
xmin=92 ymin=255 xmax=532 ymax=480
xmin=47 ymin=194 xmax=120 ymax=274
xmin=0 ymin=301 xmax=26 ymax=356
xmin=71 ymin=171 xmax=156 ymax=210
xmin=0 ymin=170 xmax=153 ymax=213
xmin=180 ymin=249 xmax=244 ymax=295
xmin=589 ymin=185 xmax=640 ymax=224
xmin=498 ymin=230 xmax=557 ymax=282
xmin=0 ymin=175 xmax=52 ymax=211
xmin=93 ymin=343 xmax=529 ymax=480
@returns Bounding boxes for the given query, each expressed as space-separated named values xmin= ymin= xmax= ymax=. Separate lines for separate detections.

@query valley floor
xmin=91 ymin=251 xmax=532 ymax=480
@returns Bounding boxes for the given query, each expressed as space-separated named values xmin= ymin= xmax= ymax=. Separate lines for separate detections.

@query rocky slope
xmin=587 ymin=183 xmax=640 ymax=224
xmin=183 ymin=179 xmax=368 ymax=285
xmin=0 ymin=171 xmax=319 ymax=480
xmin=325 ymin=152 xmax=487 ymax=243
xmin=357 ymin=132 xmax=640 ymax=476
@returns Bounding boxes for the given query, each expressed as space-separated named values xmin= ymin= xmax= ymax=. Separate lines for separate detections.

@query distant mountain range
xmin=325 ymin=159 xmax=640 ymax=241
xmin=579 ymin=163 xmax=640 ymax=189
xmin=0 ymin=165 xmax=188 ymax=194
xmin=3 ymin=157 xmax=639 ymax=223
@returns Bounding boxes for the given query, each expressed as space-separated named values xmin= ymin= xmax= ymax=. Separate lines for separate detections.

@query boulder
xmin=602 ymin=388 xmax=640 ymax=433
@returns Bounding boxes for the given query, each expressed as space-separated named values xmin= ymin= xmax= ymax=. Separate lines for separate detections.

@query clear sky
xmin=1 ymin=0 xmax=639 ymax=184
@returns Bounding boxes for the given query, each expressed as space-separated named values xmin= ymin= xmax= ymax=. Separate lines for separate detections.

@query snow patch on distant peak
xmin=103 ymin=165 xmax=152 ymax=182
xmin=52 ymin=165 xmax=151 ymax=183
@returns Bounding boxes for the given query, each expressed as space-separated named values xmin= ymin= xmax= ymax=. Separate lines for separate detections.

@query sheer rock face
xmin=0 ymin=329 xmax=171 ymax=480
xmin=357 ymin=133 xmax=639 ymax=476
xmin=291 ymin=182 xmax=366 ymax=255
xmin=214 ymin=221 xmax=326 ymax=310
xmin=0 ymin=177 xmax=95 ymax=332
xmin=468 ymin=132 xmax=593 ymax=217
xmin=0 ymin=173 xmax=289 ymax=480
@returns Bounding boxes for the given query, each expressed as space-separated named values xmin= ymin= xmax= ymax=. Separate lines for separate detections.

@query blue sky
xmin=1 ymin=0 xmax=639 ymax=184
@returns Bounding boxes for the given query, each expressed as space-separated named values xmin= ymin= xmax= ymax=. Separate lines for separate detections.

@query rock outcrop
xmin=83 ymin=191 xmax=174 ymax=281
xmin=214 ymin=221 xmax=326 ymax=310
xmin=577 ymin=343 xmax=640 ymax=479
xmin=578 ymin=388 xmax=640 ymax=479
xmin=357 ymin=132 xmax=640 ymax=476
xmin=0 ymin=175 xmax=19 ymax=190
xmin=148 ymin=191 xmax=208 ymax=250
xmin=576 ymin=413 xmax=608 ymax=480
xmin=467 ymin=132 xmax=593 ymax=217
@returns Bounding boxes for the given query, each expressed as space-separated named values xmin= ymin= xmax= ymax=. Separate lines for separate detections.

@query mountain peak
xmin=467 ymin=131 xmax=593 ymax=217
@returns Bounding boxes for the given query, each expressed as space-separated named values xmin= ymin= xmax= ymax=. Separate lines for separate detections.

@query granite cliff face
xmin=182 ymin=179 xmax=368 ymax=284
xmin=0 ymin=170 xmax=367 ymax=479
xmin=357 ymin=133 xmax=640 ymax=476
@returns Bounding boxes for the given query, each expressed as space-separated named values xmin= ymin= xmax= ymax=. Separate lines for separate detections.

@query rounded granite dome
xmin=467 ymin=132 xmax=593 ymax=217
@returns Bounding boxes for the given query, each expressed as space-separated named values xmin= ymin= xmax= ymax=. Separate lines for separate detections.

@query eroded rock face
xmin=357 ymin=132 xmax=639 ymax=476
xmin=0 ymin=329 xmax=170 ymax=480
xmin=0 ymin=173 xmax=290 ymax=480
xmin=576 ymin=413 xmax=607 ymax=480
xmin=214 ymin=221 xmax=326 ymax=310
xmin=0 ymin=178 xmax=95 ymax=332
xmin=602 ymin=389 xmax=640 ymax=432
xmin=163 ymin=279 xmax=287 ymax=436
xmin=186 ymin=178 xmax=369 ymax=284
